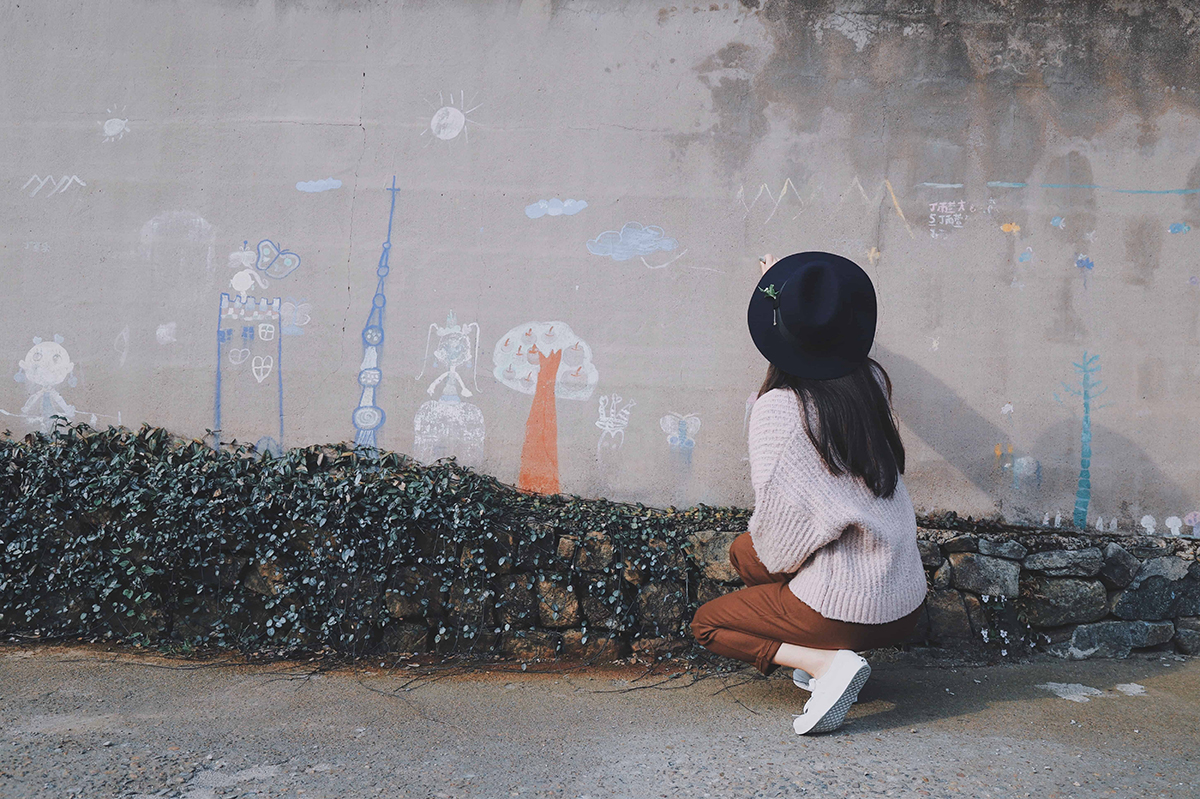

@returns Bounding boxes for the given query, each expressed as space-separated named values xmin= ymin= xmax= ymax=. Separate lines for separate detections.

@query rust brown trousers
xmin=690 ymin=532 xmax=923 ymax=675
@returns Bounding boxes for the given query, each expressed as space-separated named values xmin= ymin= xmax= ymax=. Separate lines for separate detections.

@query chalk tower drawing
xmin=1056 ymin=352 xmax=1107 ymax=528
xmin=351 ymin=177 xmax=400 ymax=452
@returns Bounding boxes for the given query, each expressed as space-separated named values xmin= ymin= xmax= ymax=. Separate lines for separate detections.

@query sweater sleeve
xmin=746 ymin=390 xmax=847 ymax=575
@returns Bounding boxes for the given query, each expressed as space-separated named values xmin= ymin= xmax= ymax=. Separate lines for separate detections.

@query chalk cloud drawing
xmin=296 ymin=178 xmax=342 ymax=193
xmin=280 ymin=299 xmax=311 ymax=336
xmin=2 ymin=336 xmax=119 ymax=432
xmin=595 ymin=393 xmax=635 ymax=461
xmin=493 ymin=321 xmax=598 ymax=494
xmin=156 ymin=323 xmax=177 ymax=345
xmin=22 ymin=175 xmax=86 ymax=197
xmin=1169 ymin=223 xmax=1191 ymax=234
xmin=351 ymin=178 xmax=400 ymax=452
xmin=99 ymin=107 xmax=129 ymax=142
xmin=421 ymin=90 xmax=481 ymax=145
xmin=587 ymin=222 xmax=681 ymax=269
xmin=141 ymin=211 xmax=216 ymax=272
xmin=1054 ymin=353 xmax=1109 ymax=529
xmin=413 ymin=311 xmax=485 ymax=467
xmin=526 ymin=198 xmax=588 ymax=219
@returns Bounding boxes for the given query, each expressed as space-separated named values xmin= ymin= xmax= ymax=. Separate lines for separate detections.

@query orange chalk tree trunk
xmin=518 ymin=348 xmax=562 ymax=494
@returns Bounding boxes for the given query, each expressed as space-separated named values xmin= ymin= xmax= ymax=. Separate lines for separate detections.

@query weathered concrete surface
xmin=2 ymin=1 xmax=1200 ymax=522
xmin=1 ymin=644 xmax=1198 ymax=798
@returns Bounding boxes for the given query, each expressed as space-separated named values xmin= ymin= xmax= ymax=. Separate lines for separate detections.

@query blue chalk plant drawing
xmin=1054 ymin=352 xmax=1108 ymax=529
xmin=296 ymin=178 xmax=342 ymax=193
xmin=526 ymin=198 xmax=588 ymax=218
xmin=351 ymin=177 xmax=400 ymax=452
xmin=587 ymin=222 xmax=678 ymax=262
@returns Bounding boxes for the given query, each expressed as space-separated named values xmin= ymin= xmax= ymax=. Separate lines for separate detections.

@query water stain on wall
xmin=1123 ymin=216 xmax=1162 ymax=287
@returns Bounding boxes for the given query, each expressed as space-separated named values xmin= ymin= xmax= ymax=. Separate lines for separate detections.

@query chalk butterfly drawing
xmin=256 ymin=239 xmax=301 ymax=280
xmin=660 ymin=412 xmax=701 ymax=452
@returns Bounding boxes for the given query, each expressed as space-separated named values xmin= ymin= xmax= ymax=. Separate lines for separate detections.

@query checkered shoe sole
xmin=795 ymin=661 xmax=871 ymax=734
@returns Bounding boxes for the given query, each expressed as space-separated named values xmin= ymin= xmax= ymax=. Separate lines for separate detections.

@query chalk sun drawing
xmin=413 ymin=311 xmax=485 ymax=468
xmin=421 ymin=90 xmax=481 ymax=145
xmin=99 ymin=107 xmax=129 ymax=142
xmin=526 ymin=199 xmax=588 ymax=219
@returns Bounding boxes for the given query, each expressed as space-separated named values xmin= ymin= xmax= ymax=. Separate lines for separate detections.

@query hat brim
xmin=747 ymin=252 xmax=876 ymax=380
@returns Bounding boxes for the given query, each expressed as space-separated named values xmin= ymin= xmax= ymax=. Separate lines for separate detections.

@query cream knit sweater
xmin=747 ymin=388 xmax=927 ymax=624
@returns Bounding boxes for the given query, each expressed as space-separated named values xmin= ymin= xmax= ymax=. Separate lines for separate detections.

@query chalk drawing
xmin=142 ymin=211 xmax=216 ymax=272
xmin=113 ymin=326 xmax=130 ymax=367
xmin=1084 ymin=229 xmax=1097 ymax=243
xmin=1184 ymin=511 xmax=1200 ymax=536
xmin=1165 ymin=516 xmax=1183 ymax=536
xmin=1054 ymin=353 xmax=1108 ymax=529
xmin=587 ymin=223 xmax=678 ymax=262
xmin=866 ymin=246 xmax=881 ymax=266
xmin=1169 ymin=223 xmax=1191 ymax=234
xmin=1000 ymin=222 xmax=1021 ymax=234
xmin=1140 ymin=515 xmax=1157 ymax=534
xmin=1074 ymin=254 xmax=1094 ymax=287
xmin=735 ymin=178 xmax=820 ymax=223
xmin=1018 ymin=247 xmax=1033 ymax=263
xmin=1051 ymin=216 xmax=1067 ymax=229
xmin=421 ymin=90 xmax=481 ymax=145
xmin=927 ymin=199 xmax=967 ymax=239
xmin=929 ymin=337 xmax=940 ymax=352
xmin=413 ymin=313 xmax=485 ymax=466
xmin=24 ymin=242 xmax=49 ymax=252
xmin=255 ymin=239 xmax=301 ymax=280
xmin=994 ymin=443 xmax=1041 ymax=491
xmin=351 ymin=178 xmax=399 ymax=451
xmin=280 ymin=299 xmax=311 ymax=336
xmin=1001 ymin=403 xmax=1014 ymax=415
xmin=1094 ymin=516 xmax=1105 ymax=532
xmin=2 ymin=336 xmax=119 ymax=432
xmin=989 ymin=180 xmax=1200 ymax=195
xmin=99 ymin=107 xmax=129 ymax=142
xmin=526 ymin=199 xmax=588 ymax=218
xmin=919 ymin=182 xmax=964 ymax=189
xmin=842 ymin=177 xmax=915 ymax=238
xmin=22 ymin=175 xmax=86 ymax=197
xmin=156 ymin=323 xmax=177 ymax=345
xmin=595 ymin=393 xmax=635 ymax=461
xmin=215 ymin=294 xmax=283 ymax=446
xmin=660 ymin=412 xmax=700 ymax=465
xmin=296 ymin=178 xmax=342 ymax=193
xmin=230 ymin=268 xmax=268 ymax=302
xmin=1055 ymin=512 xmax=1062 ymax=528
xmin=494 ymin=321 xmax=598 ymax=495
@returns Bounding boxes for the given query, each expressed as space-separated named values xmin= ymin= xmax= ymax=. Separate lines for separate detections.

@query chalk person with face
xmin=691 ymin=252 xmax=927 ymax=735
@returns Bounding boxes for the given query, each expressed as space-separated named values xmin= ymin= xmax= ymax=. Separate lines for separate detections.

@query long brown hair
xmin=758 ymin=357 xmax=905 ymax=498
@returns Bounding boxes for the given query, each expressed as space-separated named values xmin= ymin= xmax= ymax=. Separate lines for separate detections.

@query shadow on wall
xmin=873 ymin=346 xmax=1192 ymax=525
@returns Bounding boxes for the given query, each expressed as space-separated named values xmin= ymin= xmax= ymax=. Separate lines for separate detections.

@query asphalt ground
xmin=1 ymin=643 xmax=1197 ymax=798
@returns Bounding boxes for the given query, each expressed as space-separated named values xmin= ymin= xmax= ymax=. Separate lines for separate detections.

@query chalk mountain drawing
xmin=22 ymin=175 xmax=86 ymax=197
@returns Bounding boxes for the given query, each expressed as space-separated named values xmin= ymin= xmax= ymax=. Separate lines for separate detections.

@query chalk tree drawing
xmin=421 ymin=90 xmax=481 ymax=146
xmin=1 ymin=336 xmax=119 ymax=432
xmin=660 ymin=412 xmax=701 ymax=465
xmin=1054 ymin=353 xmax=1109 ymax=528
xmin=413 ymin=311 xmax=485 ymax=466
xmin=595 ymin=393 xmax=635 ymax=461
xmin=351 ymin=178 xmax=400 ymax=451
xmin=493 ymin=321 xmax=598 ymax=494
xmin=22 ymin=175 xmax=86 ymax=197
xmin=99 ymin=107 xmax=129 ymax=142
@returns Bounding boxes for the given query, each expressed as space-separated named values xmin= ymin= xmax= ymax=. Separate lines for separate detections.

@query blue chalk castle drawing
xmin=1055 ymin=352 xmax=1107 ymax=528
xmin=351 ymin=177 xmax=400 ymax=451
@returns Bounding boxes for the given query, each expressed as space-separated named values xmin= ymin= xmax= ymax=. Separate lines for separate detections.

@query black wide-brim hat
xmin=747 ymin=251 xmax=877 ymax=380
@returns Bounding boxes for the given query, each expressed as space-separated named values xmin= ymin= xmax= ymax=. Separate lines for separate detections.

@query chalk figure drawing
xmin=413 ymin=311 xmax=485 ymax=467
xmin=493 ymin=322 xmax=598 ymax=494
xmin=660 ymin=412 xmax=701 ymax=465
xmin=2 ymin=336 xmax=119 ymax=431
xmin=351 ymin=178 xmax=401 ymax=451
xmin=421 ymin=90 xmax=481 ymax=146
xmin=595 ymin=393 xmax=635 ymax=461
xmin=1054 ymin=353 xmax=1108 ymax=529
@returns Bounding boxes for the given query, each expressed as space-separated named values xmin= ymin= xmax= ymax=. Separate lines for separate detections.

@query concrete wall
xmin=3 ymin=0 xmax=1199 ymax=527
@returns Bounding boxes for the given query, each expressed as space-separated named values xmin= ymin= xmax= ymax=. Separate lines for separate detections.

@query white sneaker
xmin=792 ymin=650 xmax=871 ymax=735
xmin=792 ymin=668 xmax=813 ymax=691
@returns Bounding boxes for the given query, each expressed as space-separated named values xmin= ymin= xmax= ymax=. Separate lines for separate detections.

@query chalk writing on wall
xmin=413 ymin=311 xmax=485 ymax=467
xmin=493 ymin=321 xmax=598 ymax=494
xmin=351 ymin=178 xmax=400 ymax=452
